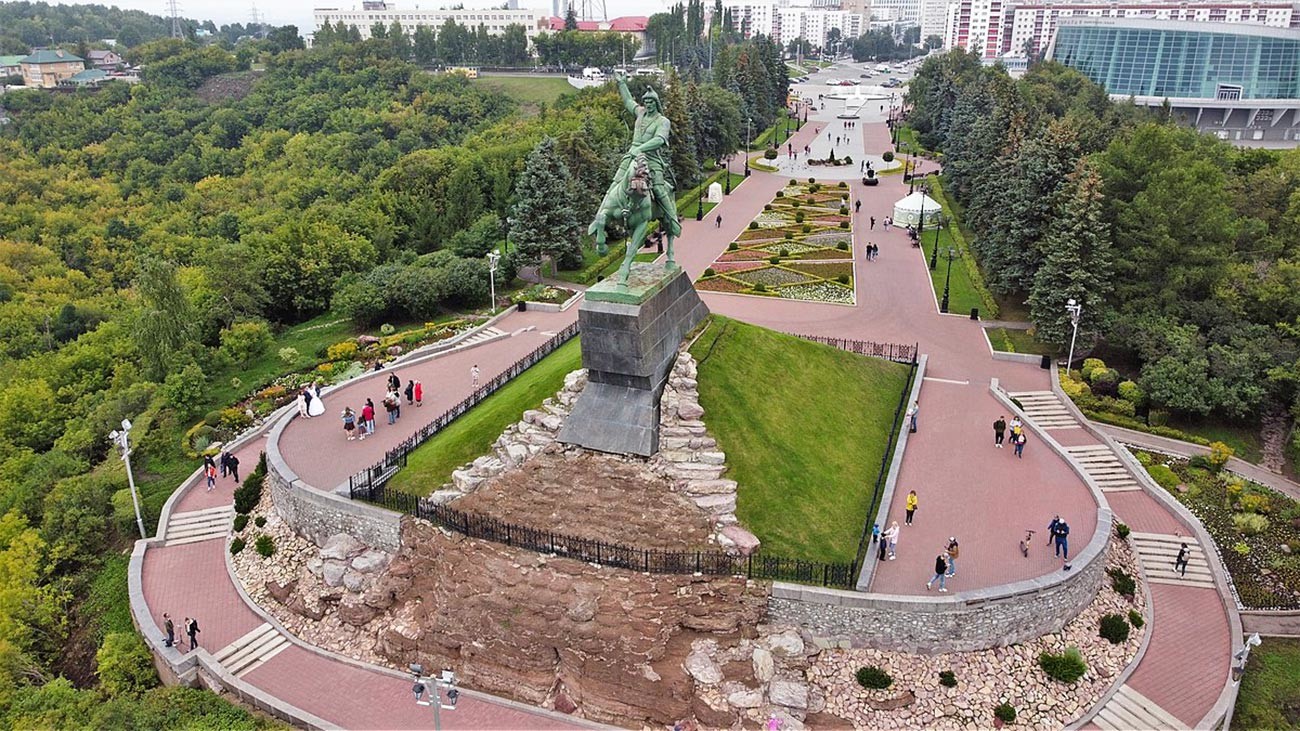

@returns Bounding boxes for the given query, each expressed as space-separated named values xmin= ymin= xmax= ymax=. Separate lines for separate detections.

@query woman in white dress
xmin=307 ymin=381 xmax=325 ymax=417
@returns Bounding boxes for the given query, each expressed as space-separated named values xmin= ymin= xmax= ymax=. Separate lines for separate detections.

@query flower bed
xmin=778 ymin=282 xmax=854 ymax=304
xmin=799 ymin=247 xmax=854 ymax=260
xmin=733 ymin=267 xmax=812 ymax=286
xmin=719 ymin=248 xmax=776 ymax=261
xmin=785 ymin=261 xmax=855 ymax=279
xmin=709 ymin=261 xmax=767 ymax=274
xmin=1134 ymin=449 xmax=1300 ymax=608
xmin=696 ymin=276 xmax=756 ymax=293
xmin=757 ymin=242 xmax=824 ymax=255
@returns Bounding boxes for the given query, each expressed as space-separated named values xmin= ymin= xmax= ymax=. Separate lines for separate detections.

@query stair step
xmin=170 ymin=505 xmax=236 ymax=520
xmin=1112 ymin=684 xmax=1190 ymax=730
xmin=164 ymin=532 xmax=229 ymax=546
xmin=227 ymin=634 xmax=290 ymax=676
xmin=214 ymin=623 xmax=277 ymax=663
xmin=1042 ymin=424 xmax=1082 ymax=430
xmin=1099 ymin=485 xmax=1142 ymax=493
xmin=1065 ymin=445 xmax=1111 ymax=453
xmin=1008 ymin=390 xmax=1055 ymax=397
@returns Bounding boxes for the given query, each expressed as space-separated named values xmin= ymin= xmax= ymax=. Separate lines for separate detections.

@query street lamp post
xmin=744 ymin=117 xmax=752 ymax=177
xmin=486 ymin=249 xmax=501 ymax=314
xmin=1065 ymin=298 xmax=1083 ymax=371
xmin=109 ymin=419 xmax=146 ymax=539
xmin=411 ymin=665 xmax=459 ymax=731
xmin=940 ymin=247 xmax=956 ymax=312
xmin=724 ymin=154 xmax=732 ymax=194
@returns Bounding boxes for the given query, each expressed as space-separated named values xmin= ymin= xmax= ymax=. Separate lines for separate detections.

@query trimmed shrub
xmin=749 ymin=221 xmax=759 ymax=229
xmin=1099 ymin=613 xmax=1130 ymax=644
xmin=703 ymin=268 xmax=716 ymax=277
xmin=795 ymin=212 xmax=806 ymax=223
xmin=768 ymin=256 xmax=781 ymax=265
xmin=1107 ymin=567 xmax=1136 ymax=597
xmin=233 ymin=514 xmax=249 ymax=532
xmin=792 ymin=200 xmax=801 ymax=208
xmin=764 ymin=204 xmax=773 ymax=210
xmin=779 ymin=248 xmax=790 ymax=257
xmin=836 ymin=242 xmax=849 ymax=250
xmin=728 ymin=242 xmax=739 ymax=250
xmin=939 ymin=670 xmax=957 ymax=687
xmin=1038 ymin=647 xmax=1087 ymax=683
xmin=855 ymin=666 xmax=892 ymax=689
xmin=230 ymin=537 xmax=246 ymax=555
xmin=1208 ymin=441 xmax=1234 ymax=472
xmin=839 ymin=206 xmax=849 ymax=215
xmin=1146 ymin=464 xmax=1179 ymax=492
xmin=327 ymin=341 xmax=359 ymax=361
xmin=754 ymin=283 xmax=768 ymax=292
xmin=1128 ymin=609 xmax=1145 ymax=629
xmin=255 ymin=534 xmax=275 ymax=557
xmin=1117 ymin=380 xmax=1144 ymax=405
xmin=1090 ymin=368 xmax=1120 ymax=396
xmin=254 ymin=515 xmax=267 ymax=528
xmin=1115 ymin=522 xmax=1130 ymax=539
xmin=784 ymin=231 xmax=794 ymax=240
xmin=836 ymin=274 xmax=850 ymax=284
xmin=801 ymin=224 xmax=812 ymax=233
xmin=882 ymin=151 xmax=894 ymax=162
xmin=838 ymin=181 xmax=848 ymax=188
xmin=994 ymin=702 xmax=1017 ymax=724
xmin=764 ymin=148 xmax=778 ymax=160
xmin=1080 ymin=357 xmax=1106 ymax=381
xmin=808 ymin=177 xmax=816 ymax=184
xmin=839 ymin=221 xmax=850 ymax=229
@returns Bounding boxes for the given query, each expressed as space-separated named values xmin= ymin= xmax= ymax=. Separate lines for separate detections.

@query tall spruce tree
xmin=662 ymin=73 xmax=701 ymax=189
xmin=1028 ymin=161 xmax=1113 ymax=346
xmin=509 ymin=137 xmax=584 ymax=269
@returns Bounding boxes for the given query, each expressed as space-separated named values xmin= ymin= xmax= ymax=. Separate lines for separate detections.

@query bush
xmin=703 ymin=268 xmax=716 ymax=277
xmin=1107 ymin=567 xmax=1136 ymax=597
xmin=836 ymin=274 xmax=850 ymax=284
xmin=1208 ymin=441 xmax=1234 ymax=472
xmin=754 ymin=283 xmax=768 ymax=292
xmin=1128 ymin=609 xmax=1145 ymax=629
xmin=1233 ymin=512 xmax=1269 ymax=536
xmin=1081 ymin=357 xmax=1106 ymax=381
xmin=836 ymin=241 xmax=849 ymax=250
xmin=254 ymin=515 xmax=267 ymax=528
xmin=839 ymin=221 xmax=850 ymax=229
xmin=728 ymin=242 xmax=739 ymax=250
xmin=1147 ymin=408 xmax=1170 ymax=427
xmin=764 ymin=204 xmax=772 ymax=211
xmin=1090 ymin=368 xmax=1120 ymax=395
xmin=1115 ymin=522 xmax=1130 ymax=539
xmin=1093 ymin=396 xmax=1136 ymax=418
xmin=882 ymin=151 xmax=894 ymax=162
xmin=1239 ymin=491 xmax=1272 ymax=515
xmin=1099 ymin=613 xmax=1130 ymax=644
xmin=795 ymin=212 xmax=806 ymax=223
xmin=1038 ymin=647 xmax=1087 ymax=683
xmin=1117 ymin=380 xmax=1144 ymax=405
xmin=808 ymin=177 xmax=816 ymax=184
xmin=254 ymin=534 xmax=275 ymax=557
xmin=784 ymin=231 xmax=794 ymax=240
xmin=855 ymin=666 xmax=892 ymax=689
xmin=229 ymin=537 xmax=245 ymax=555
xmin=764 ymin=148 xmax=778 ymax=160
xmin=839 ymin=206 xmax=849 ymax=215
xmin=327 ymin=341 xmax=359 ymax=361
xmin=748 ymin=221 xmax=758 ymax=229
xmin=162 ymin=363 xmax=208 ymax=417
xmin=233 ymin=461 xmax=265 ymax=515
xmin=801 ymin=224 xmax=812 ymax=233
xmin=838 ymin=181 xmax=848 ymax=188
xmin=219 ymin=321 xmax=273 ymax=365
xmin=792 ymin=200 xmax=801 ymax=208
xmin=96 ymin=632 xmax=158 ymax=696
xmin=994 ymin=702 xmax=1017 ymax=724
xmin=1146 ymin=463 xmax=1179 ymax=491
xmin=1135 ymin=451 xmax=1153 ymax=466
xmin=779 ymin=248 xmax=790 ymax=257
xmin=769 ymin=256 xmax=780 ymax=265
xmin=233 ymin=514 xmax=248 ymax=532
xmin=939 ymin=670 xmax=957 ymax=687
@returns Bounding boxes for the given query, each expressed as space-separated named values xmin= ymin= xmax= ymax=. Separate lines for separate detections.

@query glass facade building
xmin=1049 ymin=19 xmax=1300 ymax=100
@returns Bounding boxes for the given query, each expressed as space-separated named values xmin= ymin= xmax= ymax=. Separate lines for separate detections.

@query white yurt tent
xmin=892 ymin=191 xmax=943 ymax=227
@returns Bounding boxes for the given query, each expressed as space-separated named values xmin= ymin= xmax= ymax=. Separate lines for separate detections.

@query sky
xmin=80 ymin=0 xmax=673 ymax=34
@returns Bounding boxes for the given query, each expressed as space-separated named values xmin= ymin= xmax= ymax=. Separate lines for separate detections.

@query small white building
xmin=892 ymin=191 xmax=942 ymax=226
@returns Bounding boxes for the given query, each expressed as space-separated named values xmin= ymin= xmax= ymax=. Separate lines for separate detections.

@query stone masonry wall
xmin=768 ymin=540 xmax=1107 ymax=654
xmin=266 ymin=457 xmax=401 ymax=552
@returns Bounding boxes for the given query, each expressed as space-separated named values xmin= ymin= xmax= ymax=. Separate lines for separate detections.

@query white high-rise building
xmin=313 ymin=2 xmax=550 ymax=41
xmin=723 ymin=0 xmax=869 ymax=48
xmin=919 ymin=0 xmax=952 ymax=41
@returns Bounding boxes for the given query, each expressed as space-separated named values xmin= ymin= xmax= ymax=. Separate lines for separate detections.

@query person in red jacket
xmin=360 ymin=400 xmax=375 ymax=440
xmin=413 ymin=380 xmax=423 ymax=407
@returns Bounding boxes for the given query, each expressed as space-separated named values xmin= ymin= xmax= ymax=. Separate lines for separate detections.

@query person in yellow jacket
xmin=905 ymin=490 xmax=918 ymax=525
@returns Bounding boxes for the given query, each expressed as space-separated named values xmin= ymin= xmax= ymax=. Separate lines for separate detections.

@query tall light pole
xmin=940 ymin=247 xmax=955 ymax=312
xmin=486 ymin=249 xmax=501 ymax=314
xmin=411 ymin=665 xmax=459 ymax=731
xmin=744 ymin=117 xmax=752 ymax=177
xmin=724 ymin=154 xmax=732 ymax=194
xmin=1065 ymin=298 xmax=1083 ymax=371
xmin=109 ymin=418 xmax=146 ymax=539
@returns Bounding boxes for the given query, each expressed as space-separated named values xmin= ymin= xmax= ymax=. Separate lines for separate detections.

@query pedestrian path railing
xmin=346 ymin=321 xmax=580 ymax=495
xmin=351 ymin=481 xmax=859 ymax=588
xmin=794 ymin=334 xmax=918 ymax=364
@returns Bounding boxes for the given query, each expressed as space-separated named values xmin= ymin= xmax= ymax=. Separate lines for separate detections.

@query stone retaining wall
xmin=770 ymin=508 xmax=1111 ymax=653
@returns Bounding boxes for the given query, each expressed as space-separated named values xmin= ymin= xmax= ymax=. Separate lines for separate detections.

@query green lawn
xmin=681 ymin=173 xmax=746 ymax=218
xmin=1167 ymin=417 xmax=1263 ymax=465
xmin=1232 ymin=639 xmax=1300 ymax=730
xmin=477 ymin=75 xmax=574 ymax=109
xmin=386 ymin=338 xmax=583 ymax=496
xmin=922 ymin=177 xmax=999 ymax=318
xmin=895 ymin=125 xmax=932 ymax=156
xmin=985 ymin=326 xmax=1058 ymax=356
xmin=919 ymin=224 xmax=983 ymax=317
xmin=689 ymin=317 xmax=913 ymax=564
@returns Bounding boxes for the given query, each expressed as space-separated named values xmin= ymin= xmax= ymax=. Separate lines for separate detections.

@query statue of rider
xmin=597 ymin=72 xmax=682 ymax=241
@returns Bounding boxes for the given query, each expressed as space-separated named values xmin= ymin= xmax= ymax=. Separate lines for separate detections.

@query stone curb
xmin=856 ymin=352 xmax=927 ymax=591
xmin=980 ymin=325 xmax=1044 ymax=365
xmin=1048 ymin=363 xmax=1244 ymax=730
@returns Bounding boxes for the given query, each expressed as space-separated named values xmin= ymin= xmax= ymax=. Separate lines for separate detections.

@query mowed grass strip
xmin=689 ymin=317 xmax=912 ymax=564
xmin=386 ymin=337 xmax=582 ymax=496
xmin=1232 ymin=638 xmax=1300 ymax=731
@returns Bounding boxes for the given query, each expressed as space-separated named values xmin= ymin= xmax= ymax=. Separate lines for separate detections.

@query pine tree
xmin=509 ymin=137 xmax=584 ymax=270
xmin=564 ymin=4 xmax=579 ymax=31
xmin=1028 ymin=161 xmax=1113 ymax=346
xmin=662 ymin=73 xmax=701 ymax=189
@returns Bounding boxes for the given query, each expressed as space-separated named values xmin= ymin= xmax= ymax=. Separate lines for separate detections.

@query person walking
xmin=218 ymin=451 xmax=229 ymax=479
xmin=884 ymin=521 xmax=900 ymax=560
xmin=413 ymin=380 xmax=423 ymax=407
xmin=342 ymin=407 xmax=357 ymax=441
xmin=163 ymin=613 xmax=174 ymax=648
xmin=1047 ymin=515 xmax=1061 ymax=546
xmin=404 ymin=380 xmax=415 ymax=405
xmin=926 ymin=553 xmax=949 ymax=592
xmin=384 ymin=391 xmax=398 ymax=425
xmin=1053 ymin=519 xmax=1070 ymax=560
xmin=391 ymin=387 xmax=401 ymax=421
xmin=1174 ymin=543 xmax=1190 ymax=576
xmin=907 ymin=400 xmax=919 ymax=433
xmin=471 ymin=364 xmax=481 ymax=388
xmin=715 ymin=214 xmax=723 ymax=228
xmin=905 ymin=490 xmax=918 ymax=525
xmin=869 ymin=215 xmax=875 ymax=229
xmin=854 ymin=200 xmax=861 ymax=214
xmin=1014 ymin=430 xmax=1027 ymax=458
xmin=993 ymin=416 xmax=1006 ymax=448
xmin=204 ymin=461 xmax=216 ymax=492
xmin=387 ymin=372 xmax=401 ymax=394
xmin=361 ymin=399 xmax=376 ymax=439
xmin=945 ymin=537 xmax=960 ymax=577
xmin=227 ymin=453 xmax=240 ymax=482
xmin=185 ymin=617 xmax=200 ymax=651
xmin=877 ymin=530 xmax=888 ymax=561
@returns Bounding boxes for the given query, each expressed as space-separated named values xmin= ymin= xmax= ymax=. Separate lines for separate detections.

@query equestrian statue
xmin=588 ymin=71 xmax=683 ymax=286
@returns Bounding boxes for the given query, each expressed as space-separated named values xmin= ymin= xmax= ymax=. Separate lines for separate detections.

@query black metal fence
xmin=795 ymin=335 xmax=918 ymax=364
xmin=857 ymin=351 xmax=919 ymax=567
xmin=347 ymin=321 xmax=580 ymax=496
xmin=351 ymin=482 xmax=859 ymax=588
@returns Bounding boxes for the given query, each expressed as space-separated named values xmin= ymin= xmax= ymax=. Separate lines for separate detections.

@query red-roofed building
xmin=546 ymin=15 xmax=650 ymax=51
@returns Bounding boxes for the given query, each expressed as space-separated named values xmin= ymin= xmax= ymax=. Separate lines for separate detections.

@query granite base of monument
xmin=557 ymin=263 xmax=709 ymax=456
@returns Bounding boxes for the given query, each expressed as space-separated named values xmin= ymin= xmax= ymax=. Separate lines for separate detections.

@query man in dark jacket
xmin=993 ymin=416 xmax=1006 ymax=448
xmin=926 ymin=553 xmax=948 ymax=592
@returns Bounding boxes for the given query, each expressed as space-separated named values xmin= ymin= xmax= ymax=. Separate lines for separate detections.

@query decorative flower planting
xmin=696 ymin=183 xmax=856 ymax=304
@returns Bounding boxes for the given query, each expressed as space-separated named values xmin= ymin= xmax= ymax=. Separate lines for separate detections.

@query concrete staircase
xmin=213 ymin=622 xmax=291 ymax=678
xmin=164 ymin=505 xmax=235 ymax=546
xmin=459 ymin=326 xmax=506 ymax=347
xmin=1093 ymin=683 xmax=1190 ymax=730
xmin=1006 ymin=390 xmax=1081 ymax=430
xmin=1064 ymin=445 xmax=1143 ymax=493
xmin=1130 ymin=532 xmax=1215 ymax=589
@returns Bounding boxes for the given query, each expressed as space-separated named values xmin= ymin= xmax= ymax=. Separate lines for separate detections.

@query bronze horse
xmin=588 ymin=154 xmax=678 ymax=285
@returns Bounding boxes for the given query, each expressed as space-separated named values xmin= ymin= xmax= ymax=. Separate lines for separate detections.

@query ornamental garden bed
xmin=1134 ymin=449 xmax=1300 ymax=609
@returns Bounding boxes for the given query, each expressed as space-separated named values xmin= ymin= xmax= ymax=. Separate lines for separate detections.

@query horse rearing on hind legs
xmin=588 ymin=153 xmax=679 ymax=286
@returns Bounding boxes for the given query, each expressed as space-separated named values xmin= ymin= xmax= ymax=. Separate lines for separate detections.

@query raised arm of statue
xmin=615 ymin=71 xmax=638 ymax=115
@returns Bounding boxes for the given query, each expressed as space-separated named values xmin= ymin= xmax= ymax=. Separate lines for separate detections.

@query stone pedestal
xmin=558 ymin=263 xmax=709 ymax=456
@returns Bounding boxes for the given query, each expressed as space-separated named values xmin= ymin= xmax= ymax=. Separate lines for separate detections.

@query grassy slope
xmin=1232 ymin=638 xmax=1300 ymax=730
xmin=689 ymin=317 xmax=912 ymax=564
xmin=386 ymin=337 xmax=582 ymax=496
xmin=477 ymin=76 xmax=574 ymax=109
